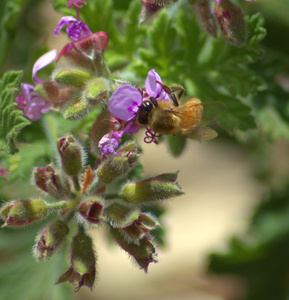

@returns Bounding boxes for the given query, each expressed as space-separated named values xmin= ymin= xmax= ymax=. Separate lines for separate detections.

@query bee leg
xmin=170 ymin=84 xmax=185 ymax=102
xmin=155 ymin=81 xmax=185 ymax=107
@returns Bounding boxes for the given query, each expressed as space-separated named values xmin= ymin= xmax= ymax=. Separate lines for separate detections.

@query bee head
xmin=136 ymin=97 xmax=158 ymax=125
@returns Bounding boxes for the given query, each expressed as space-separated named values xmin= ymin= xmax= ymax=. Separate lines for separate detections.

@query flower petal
xmin=108 ymin=85 xmax=142 ymax=121
xmin=98 ymin=133 xmax=122 ymax=156
xmin=21 ymin=83 xmax=51 ymax=121
xmin=145 ymin=69 xmax=170 ymax=101
xmin=32 ymin=50 xmax=57 ymax=84
xmin=54 ymin=16 xmax=92 ymax=41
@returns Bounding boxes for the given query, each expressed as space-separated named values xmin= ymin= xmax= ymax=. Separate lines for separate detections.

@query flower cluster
xmin=16 ymin=0 xmax=110 ymax=121
xmin=0 ymin=135 xmax=183 ymax=291
xmin=94 ymin=69 xmax=170 ymax=157
xmin=1 ymin=0 xmax=234 ymax=293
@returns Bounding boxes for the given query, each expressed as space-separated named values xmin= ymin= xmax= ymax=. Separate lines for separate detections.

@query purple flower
xmin=32 ymin=49 xmax=57 ymax=84
xmin=97 ymin=123 xmax=140 ymax=157
xmin=145 ymin=69 xmax=170 ymax=101
xmin=16 ymin=84 xmax=51 ymax=121
xmin=108 ymin=70 xmax=169 ymax=122
xmin=103 ymin=69 xmax=168 ymax=156
xmin=122 ymin=122 xmax=141 ymax=135
xmin=108 ymin=85 xmax=143 ymax=121
xmin=212 ymin=0 xmax=222 ymax=4
xmin=54 ymin=16 xmax=92 ymax=41
xmin=98 ymin=132 xmax=122 ymax=156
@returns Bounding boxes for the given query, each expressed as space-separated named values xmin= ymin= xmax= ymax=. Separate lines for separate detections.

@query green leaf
xmin=167 ymin=135 xmax=187 ymax=157
xmin=131 ymin=10 xmax=186 ymax=80
xmin=0 ymin=141 xmax=52 ymax=185
xmin=0 ymin=227 xmax=73 ymax=300
xmin=0 ymin=0 xmax=26 ymax=69
xmin=0 ymin=71 xmax=31 ymax=154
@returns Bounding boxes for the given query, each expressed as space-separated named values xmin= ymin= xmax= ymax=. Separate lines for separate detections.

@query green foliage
xmin=208 ymin=182 xmax=289 ymax=300
xmin=0 ymin=71 xmax=31 ymax=154
xmin=0 ymin=226 xmax=72 ymax=300
xmin=0 ymin=0 xmax=26 ymax=69
xmin=0 ymin=141 xmax=52 ymax=184
xmin=167 ymin=135 xmax=187 ymax=157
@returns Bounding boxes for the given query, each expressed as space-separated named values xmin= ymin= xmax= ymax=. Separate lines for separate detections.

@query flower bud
xmin=34 ymin=220 xmax=69 ymax=260
xmin=97 ymin=143 xmax=142 ymax=184
xmin=56 ymin=231 xmax=96 ymax=291
xmin=84 ymin=77 xmax=111 ymax=105
xmin=193 ymin=0 xmax=218 ymax=37
xmin=110 ymin=227 xmax=157 ymax=272
xmin=57 ymin=32 xmax=109 ymax=77
xmin=34 ymin=81 xmax=72 ymax=104
xmin=78 ymin=197 xmax=104 ymax=224
xmin=213 ymin=0 xmax=247 ymax=46
xmin=122 ymin=213 xmax=159 ymax=244
xmin=53 ymin=68 xmax=92 ymax=88
xmin=34 ymin=165 xmax=69 ymax=199
xmin=119 ymin=172 xmax=184 ymax=204
xmin=57 ymin=134 xmax=83 ymax=176
xmin=117 ymin=140 xmax=143 ymax=158
xmin=63 ymin=99 xmax=89 ymax=119
xmin=139 ymin=1 xmax=162 ymax=24
xmin=0 ymin=199 xmax=48 ymax=227
xmin=105 ymin=202 xmax=140 ymax=228
xmin=139 ymin=0 xmax=179 ymax=23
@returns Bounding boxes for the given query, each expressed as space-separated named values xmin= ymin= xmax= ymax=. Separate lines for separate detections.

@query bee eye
xmin=137 ymin=101 xmax=153 ymax=125
xmin=141 ymin=101 xmax=153 ymax=114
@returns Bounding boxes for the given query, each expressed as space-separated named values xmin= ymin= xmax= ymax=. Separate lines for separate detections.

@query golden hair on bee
xmin=135 ymin=83 xmax=224 ymax=142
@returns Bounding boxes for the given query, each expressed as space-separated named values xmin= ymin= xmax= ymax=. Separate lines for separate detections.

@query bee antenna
xmin=150 ymin=97 xmax=158 ymax=107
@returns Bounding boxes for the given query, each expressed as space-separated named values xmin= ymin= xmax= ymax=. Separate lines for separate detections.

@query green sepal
xmin=63 ymin=99 xmax=88 ymax=120
xmin=119 ymin=173 xmax=184 ymax=204
xmin=84 ymin=77 xmax=110 ymax=105
xmin=53 ymin=68 xmax=92 ymax=88
xmin=0 ymin=199 xmax=48 ymax=227
xmin=110 ymin=227 xmax=158 ymax=272
xmin=105 ymin=202 xmax=140 ymax=228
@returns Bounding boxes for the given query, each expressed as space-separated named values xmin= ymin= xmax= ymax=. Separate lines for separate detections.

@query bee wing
xmin=201 ymin=101 xmax=226 ymax=125
xmin=171 ymin=99 xmax=225 ymax=126
xmin=182 ymin=126 xmax=218 ymax=140
xmin=170 ymin=98 xmax=203 ymax=131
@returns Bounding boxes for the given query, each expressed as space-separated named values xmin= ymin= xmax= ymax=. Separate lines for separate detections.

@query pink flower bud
xmin=78 ymin=198 xmax=104 ymax=224
xmin=57 ymin=32 xmax=109 ymax=77
xmin=193 ymin=0 xmax=218 ymax=37
xmin=57 ymin=134 xmax=84 ymax=176
xmin=213 ymin=0 xmax=247 ymax=46
xmin=97 ymin=142 xmax=142 ymax=184
xmin=56 ymin=231 xmax=96 ymax=291
xmin=34 ymin=165 xmax=69 ymax=199
xmin=0 ymin=199 xmax=48 ymax=227
xmin=110 ymin=227 xmax=157 ymax=272
xmin=34 ymin=220 xmax=69 ymax=260
xmin=139 ymin=1 xmax=163 ymax=24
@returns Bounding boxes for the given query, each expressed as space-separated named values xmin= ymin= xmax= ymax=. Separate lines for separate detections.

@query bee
xmin=135 ymin=83 xmax=224 ymax=141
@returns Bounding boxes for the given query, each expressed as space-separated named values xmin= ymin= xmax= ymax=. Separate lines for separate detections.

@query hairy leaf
xmin=0 ymin=71 xmax=31 ymax=154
